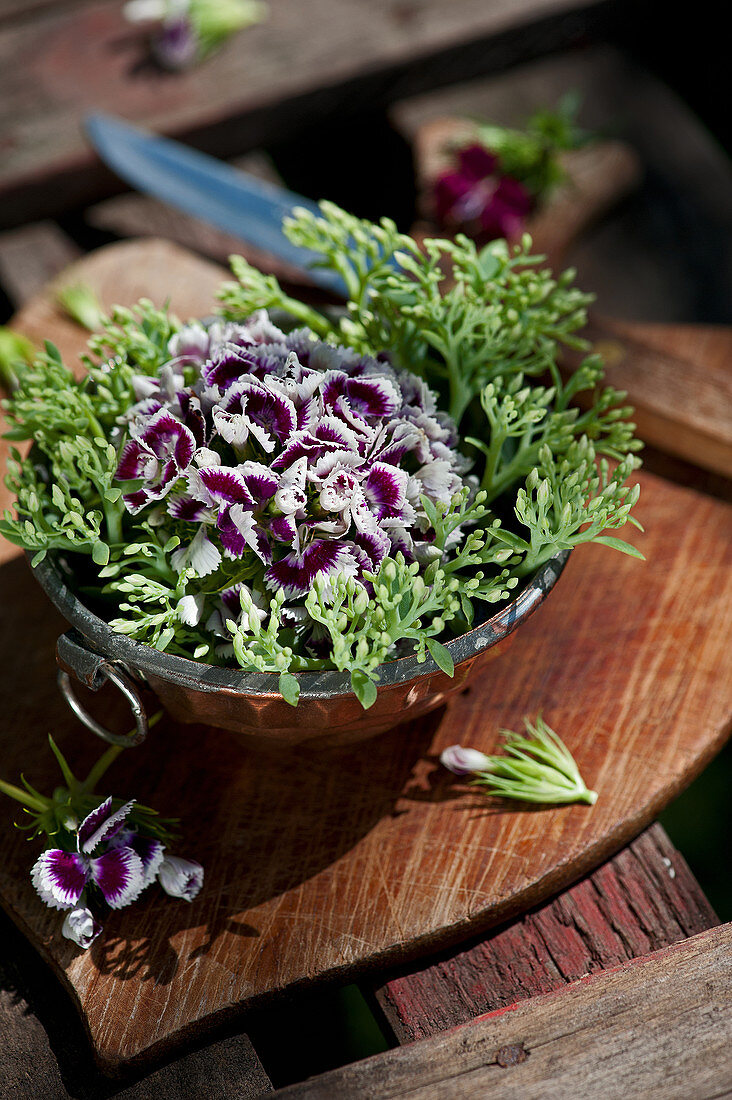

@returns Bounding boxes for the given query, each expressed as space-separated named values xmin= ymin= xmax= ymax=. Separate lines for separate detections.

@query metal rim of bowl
xmin=31 ymin=548 xmax=570 ymax=700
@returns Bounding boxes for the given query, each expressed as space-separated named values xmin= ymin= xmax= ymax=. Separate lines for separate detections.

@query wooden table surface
xmin=1 ymin=25 xmax=732 ymax=1100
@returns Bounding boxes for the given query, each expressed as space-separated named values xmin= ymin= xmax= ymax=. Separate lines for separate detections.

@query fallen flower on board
xmin=441 ymin=714 xmax=598 ymax=806
xmin=0 ymin=730 xmax=203 ymax=949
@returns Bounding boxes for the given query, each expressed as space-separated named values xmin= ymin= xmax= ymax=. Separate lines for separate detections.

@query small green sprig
xmin=56 ymin=283 xmax=106 ymax=332
xmin=306 ymin=553 xmax=461 ymax=708
xmin=441 ymin=713 xmax=597 ymax=806
xmin=0 ymin=326 xmax=34 ymax=393
xmin=509 ymin=440 xmax=643 ymax=574
xmin=85 ymin=299 xmax=180 ymax=377
xmin=228 ymin=586 xmax=317 ymax=706
xmin=477 ymin=715 xmax=597 ymax=805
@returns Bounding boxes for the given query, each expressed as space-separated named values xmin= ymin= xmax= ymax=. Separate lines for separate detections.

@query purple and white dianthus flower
xmin=30 ymin=794 xmax=205 ymax=950
xmin=31 ymin=797 xmax=159 ymax=912
xmin=115 ymin=311 xmax=472 ymax=624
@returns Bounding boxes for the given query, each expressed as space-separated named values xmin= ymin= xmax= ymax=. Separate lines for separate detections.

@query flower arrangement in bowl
xmin=0 ymin=202 xmax=643 ymax=747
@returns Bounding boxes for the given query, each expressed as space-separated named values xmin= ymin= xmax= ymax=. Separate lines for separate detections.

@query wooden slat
xmin=273 ymin=923 xmax=732 ymax=1099
xmin=8 ymin=237 xmax=225 ymax=371
xmin=568 ymin=316 xmax=732 ymax=479
xmin=0 ymin=1 xmax=102 ymax=26
xmin=369 ymin=822 xmax=719 ymax=1043
xmin=0 ymin=0 xmax=611 ymax=227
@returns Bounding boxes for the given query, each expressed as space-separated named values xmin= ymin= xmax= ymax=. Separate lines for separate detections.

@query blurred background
xmin=0 ymin=0 xmax=730 ymax=1088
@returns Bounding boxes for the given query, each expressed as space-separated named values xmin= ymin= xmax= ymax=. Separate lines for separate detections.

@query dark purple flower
xmin=434 ymin=143 xmax=533 ymax=241
xmin=351 ymin=526 xmax=390 ymax=573
xmin=273 ymin=417 xmax=360 ymax=469
xmin=110 ymin=828 xmax=165 ymax=889
xmin=77 ymin=797 xmax=132 ymax=854
xmin=189 ymin=464 xmax=277 ymax=509
xmin=218 ymin=503 xmax=271 ymax=562
xmin=266 ymin=539 xmax=358 ymax=598
xmin=362 ymin=462 xmax=408 ymax=520
xmin=167 ymin=492 xmax=211 ymax=522
xmin=177 ymin=391 xmax=207 ymax=447
xmin=152 ymin=16 xmax=198 ymax=71
xmin=269 ymin=513 xmax=297 ymax=542
xmin=187 ymin=462 xmax=277 ymax=563
xmin=117 ymin=409 xmax=196 ymax=513
xmin=322 ymin=371 xmax=400 ymax=421
xmin=204 ymin=347 xmax=262 ymax=392
xmin=213 ymin=378 xmax=297 ymax=452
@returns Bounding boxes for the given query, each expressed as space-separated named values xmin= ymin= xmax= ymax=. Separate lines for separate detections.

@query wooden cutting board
xmin=1 ymin=240 xmax=731 ymax=1069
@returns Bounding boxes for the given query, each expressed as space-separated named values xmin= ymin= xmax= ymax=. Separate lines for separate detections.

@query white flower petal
xmin=158 ymin=856 xmax=204 ymax=901
xmin=62 ymin=906 xmax=103 ymax=950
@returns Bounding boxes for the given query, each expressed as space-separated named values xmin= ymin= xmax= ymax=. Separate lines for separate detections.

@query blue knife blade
xmin=85 ymin=112 xmax=347 ymax=296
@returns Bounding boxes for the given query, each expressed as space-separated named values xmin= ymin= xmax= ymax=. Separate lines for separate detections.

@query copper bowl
xmin=32 ymin=549 xmax=569 ymax=750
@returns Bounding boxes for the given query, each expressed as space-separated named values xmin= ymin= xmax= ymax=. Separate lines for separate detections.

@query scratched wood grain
xmin=0 ymin=241 xmax=731 ymax=1068
xmin=0 ymin=0 xmax=608 ymax=227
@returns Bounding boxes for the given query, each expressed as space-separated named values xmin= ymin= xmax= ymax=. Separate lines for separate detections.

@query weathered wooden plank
xmin=369 ymin=822 xmax=719 ymax=1043
xmin=0 ymin=1 xmax=103 ymax=26
xmin=0 ymin=0 xmax=612 ymax=227
xmin=0 ymin=221 xmax=81 ymax=308
xmin=8 ymin=237 xmax=225 ymax=372
xmin=274 ymin=923 xmax=732 ymax=1099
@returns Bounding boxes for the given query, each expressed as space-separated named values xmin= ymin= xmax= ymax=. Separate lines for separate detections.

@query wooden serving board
xmin=1 ymin=241 xmax=731 ymax=1069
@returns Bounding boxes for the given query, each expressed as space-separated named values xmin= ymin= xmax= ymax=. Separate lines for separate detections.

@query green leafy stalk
xmin=56 ymin=283 xmax=106 ymax=332
xmin=469 ymin=91 xmax=590 ymax=201
xmin=0 ymin=718 xmax=168 ymax=845
xmin=474 ymin=714 xmax=597 ymax=805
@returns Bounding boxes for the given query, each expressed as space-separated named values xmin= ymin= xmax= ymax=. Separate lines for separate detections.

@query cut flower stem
xmin=442 ymin=714 xmax=597 ymax=807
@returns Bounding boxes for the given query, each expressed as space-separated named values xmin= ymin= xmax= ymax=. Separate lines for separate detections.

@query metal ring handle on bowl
xmin=56 ymin=630 xmax=148 ymax=747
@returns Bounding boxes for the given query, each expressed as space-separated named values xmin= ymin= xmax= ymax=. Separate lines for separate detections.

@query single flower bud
xmin=440 ymin=744 xmax=492 ymax=776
